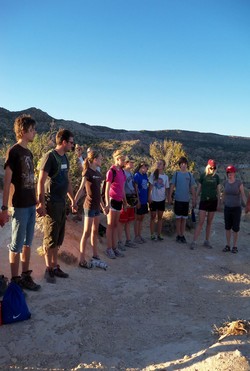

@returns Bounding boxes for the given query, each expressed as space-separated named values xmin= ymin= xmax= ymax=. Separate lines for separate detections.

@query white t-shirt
xmin=149 ymin=173 xmax=169 ymax=202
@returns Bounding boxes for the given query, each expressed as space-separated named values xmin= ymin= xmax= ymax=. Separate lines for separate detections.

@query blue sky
xmin=1 ymin=0 xmax=249 ymax=137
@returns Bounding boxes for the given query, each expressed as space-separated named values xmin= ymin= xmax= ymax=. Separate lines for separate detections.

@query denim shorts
xmin=84 ymin=208 xmax=100 ymax=217
xmin=8 ymin=206 xmax=36 ymax=253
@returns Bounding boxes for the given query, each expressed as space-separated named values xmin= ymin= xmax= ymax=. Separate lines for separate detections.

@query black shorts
xmin=136 ymin=203 xmax=148 ymax=215
xmin=149 ymin=200 xmax=165 ymax=212
xmin=224 ymin=206 xmax=241 ymax=232
xmin=110 ymin=199 xmax=123 ymax=211
xmin=199 ymin=199 xmax=218 ymax=212
xmin=174 ymin=201 xmax=189 ymax=218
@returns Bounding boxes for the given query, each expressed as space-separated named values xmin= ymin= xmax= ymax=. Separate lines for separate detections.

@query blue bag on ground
xmin=2 ymin=282 xmax=31 ymax=324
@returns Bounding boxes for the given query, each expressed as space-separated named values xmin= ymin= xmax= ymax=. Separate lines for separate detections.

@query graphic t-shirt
xmin=83 ymin=167 xmax=102 ymax=210
xmin=4 ymin=144 xmax=36 ymax=207
xmin=39 ymin=150 xmax=69 ymax=203
xmin=149 ymin=173 xmax=169 ymax=202
xmin=199 ymin=173 xmax=220 ymax=201
xmin=133 ymin=172 xmax=148 ymax=204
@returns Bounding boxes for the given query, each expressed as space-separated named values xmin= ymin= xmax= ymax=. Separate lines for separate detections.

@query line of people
xmin=1 ymin=114 xmax=250 ymax=293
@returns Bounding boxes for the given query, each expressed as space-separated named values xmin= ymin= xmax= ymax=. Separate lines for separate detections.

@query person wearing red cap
xmin=190 ymin=159 xmax=220 ymax=250
xmin=222 ymin=165 xmax=247 ymax=253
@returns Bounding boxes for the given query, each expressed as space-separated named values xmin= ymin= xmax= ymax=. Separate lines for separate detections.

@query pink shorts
xmin=119 ymin=207 xmax=135 ymax=223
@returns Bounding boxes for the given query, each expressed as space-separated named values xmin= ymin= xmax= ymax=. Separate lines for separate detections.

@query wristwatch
xmin=1 ymin=205 xmax=8 ymax=211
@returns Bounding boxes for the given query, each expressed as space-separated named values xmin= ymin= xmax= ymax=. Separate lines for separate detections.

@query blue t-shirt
xmin=133 ymin=172 xmax=148 ymax=204
xmin=171 ymin=171 xmax=196 ymax=202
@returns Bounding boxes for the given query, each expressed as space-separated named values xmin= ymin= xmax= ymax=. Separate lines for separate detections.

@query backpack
xmin=2 ymin=282 xmax=31 ymax=324
xmin=101 ymin=167 xmax=125 ymax=203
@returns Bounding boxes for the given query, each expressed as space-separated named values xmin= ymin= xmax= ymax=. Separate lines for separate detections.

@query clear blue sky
xmin=1 ymin=0 xmax=249 ymax=137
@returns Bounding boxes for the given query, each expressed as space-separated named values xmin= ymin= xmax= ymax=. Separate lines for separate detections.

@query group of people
xmin=0 ymin=114 xmax=250 ymax=293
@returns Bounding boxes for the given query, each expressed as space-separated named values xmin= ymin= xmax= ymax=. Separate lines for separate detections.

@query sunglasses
xmin=209 ymin=167 xmax=215 ymax=170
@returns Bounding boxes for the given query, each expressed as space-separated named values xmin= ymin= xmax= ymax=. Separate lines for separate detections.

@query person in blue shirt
xmin=133 ymin=162 xmax=149 ymax=244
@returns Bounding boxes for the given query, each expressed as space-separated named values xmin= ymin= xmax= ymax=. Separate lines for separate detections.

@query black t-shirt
xmin=4 ymin=144 xmax=36 ymax=207
xmin=39 ymin=150 xmax=69 ymax=203
xmin=83 ymin=167 xmax=102 ymax=210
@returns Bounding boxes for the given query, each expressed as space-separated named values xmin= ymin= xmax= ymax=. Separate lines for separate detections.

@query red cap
xmin=207 ymin=159 xmax=216 ymax=168
xmin=226 ymin=165 xmax=236 ymax=173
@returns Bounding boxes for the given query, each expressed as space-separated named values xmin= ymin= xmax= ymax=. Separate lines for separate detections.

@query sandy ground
xmin=0 ymin=209 xmax=250 ymax=371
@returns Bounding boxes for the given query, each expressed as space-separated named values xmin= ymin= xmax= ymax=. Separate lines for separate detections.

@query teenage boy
xmin=2 ymin=114 xmax=41 ymax=290
xmin=37 ymin=129 xmax=75 ymax=283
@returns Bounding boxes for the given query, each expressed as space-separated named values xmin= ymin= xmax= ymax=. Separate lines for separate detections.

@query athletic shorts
xmin=84 ymin=208 xmax=100 ymax=217
xmin=136 ymin=203 xmax=148 ymax=216
xmin=199 ymin=199 xmax=218 ymax=212
xmin=43 ymin=201 xmax=66 ymax=250
xmin=110 ymin=199 xmax=123 ymax=211
xmin=119 ymin=207 xmax=135 ymax=223
xmin=8 ymin=206 xmax=36 ymax=253
xmin=149 ymin=200 xmax=165 ymax=212
xmin=174 ymin=201 xmax=189 ymax=219
xmin=224 ymin=206 xmax=241 ymax=232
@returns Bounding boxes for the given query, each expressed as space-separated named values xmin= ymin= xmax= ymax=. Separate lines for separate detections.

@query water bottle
xmin=191 ymin=208 xmax=196 ymax=223
xmin=91 ymin=259 xmax=108 ymax=270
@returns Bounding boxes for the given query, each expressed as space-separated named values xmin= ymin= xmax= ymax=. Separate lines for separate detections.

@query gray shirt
xmin=224 ymin=180 xmax=242 ymax=208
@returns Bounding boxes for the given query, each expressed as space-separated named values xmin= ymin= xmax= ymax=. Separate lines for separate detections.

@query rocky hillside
xmin=1 ymin=107 xmax=250 ymax=187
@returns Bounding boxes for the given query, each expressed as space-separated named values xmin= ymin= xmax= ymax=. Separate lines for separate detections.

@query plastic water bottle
xmin=191 ymin=208 xmax=196 ymax=223
xmin=91 ymin=259 xmax=108 ymax=270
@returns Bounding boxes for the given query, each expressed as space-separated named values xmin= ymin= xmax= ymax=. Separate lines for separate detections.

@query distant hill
xmin=1 ymin=107 xmax=250 ymax=187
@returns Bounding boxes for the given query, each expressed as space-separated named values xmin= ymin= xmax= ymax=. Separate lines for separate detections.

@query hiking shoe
xmin=113 ymin=248 xmax=125 ymax=257
xmin=105 ymin=248 xmax=116 ymax=259
xmin=21 ymin=270 xmax=41 ymax=291
xmin=44 ymin=268 xmax=56 ymax=284
xmin=190 ymin=241 xmax=197 ymax=250
xmin=125 ymin=240 xmax=137 ymax=248
xmin=0 ymin=275 xmax=8 ymax=296
xmin=222 ymin=245 xmax=231 ymax=252
xmin=53 ymin=265 xmax=69 ymax=278
xmin=151 ymin=234 xmax=157 ymax=241
xmin=134 ymin=236 xmax=143 ymax=244
xmin=118 ymin=241 xmax=127 ymax=251
xmin=79 ymin=260 xmax=93 ymax=269
xmin=203 ymin=240 xmax=213 ymax=249
xmin=176 ymin=235 xmax=182 ymax=243
xmin=180 ymin=236 xmax=187 ymax=244
xmin=157 ymin=235 xmax=164 ymax=241
xmin=232 ymin=246 xmax=238 ymax=254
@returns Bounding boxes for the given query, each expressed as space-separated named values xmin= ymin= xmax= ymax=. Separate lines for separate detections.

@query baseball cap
xmin=207 ymin=159 xmax=216 ymax=168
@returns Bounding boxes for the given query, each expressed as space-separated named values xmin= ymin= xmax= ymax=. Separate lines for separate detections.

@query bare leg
xmin=150 ymin=211 xmax=156 ymax=235
xmin=226 ymin=229 xmax=231 ymax=246
xmin=205 ymin=211 xmax=215 ymax=241
xmin=21 ymin=245 xmax=30 ymax=272
xmin=193 ymin=210 xmax=206 ymax=241
xmin=156 ymin=210 xmax=164 ymax=236
xmin=80 ymin=216 xmax=93 ymax=262
xmin=91 ymin=216 xmax=100 ymax=257
xmin=9 ymin=251 xmax=20 ymax=277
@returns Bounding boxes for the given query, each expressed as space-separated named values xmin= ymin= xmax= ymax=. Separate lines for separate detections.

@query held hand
xmin=36 ymin=204 xmax=46 ymax=217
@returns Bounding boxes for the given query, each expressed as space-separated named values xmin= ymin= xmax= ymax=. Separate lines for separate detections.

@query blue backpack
xmin=2 ymin=282 xmax=31 ymax=324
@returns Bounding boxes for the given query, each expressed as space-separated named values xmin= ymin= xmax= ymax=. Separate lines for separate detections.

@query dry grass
xmin=213 ymin=319 xmax=250 ymax=341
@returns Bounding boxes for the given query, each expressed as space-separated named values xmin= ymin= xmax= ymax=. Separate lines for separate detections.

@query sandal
xmin=232 ymin=246 xmax=238 ymax=254
xmin=222 ymin=245 xmax=231 ymax=252
xmin=79 ymin=261 xmax=92 ymax=269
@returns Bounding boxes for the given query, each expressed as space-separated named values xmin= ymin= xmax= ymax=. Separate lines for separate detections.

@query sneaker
xmin=157 ymin=235 xmax=164 ymax=241
xmin=140 ymin=237 xmax=147 ymax=243
xmin=118 ymin=241 xmax=127 ymax=251
xmin=176 ymin=235 xmax=182 ymax=243
xmin=180 ymin=235 xmax=187 ymax=244
xmin=53 ymin=265 xmax=69 ymax=278
xmin=21 ymin=270 xmax=41 ymax=291
xmin=125 ymin=240 xmax=137 ymax=248
xmin=232 ymin=246 xmax=238 ymax=254
xmin=203 ymin=240 xmax=213 ymax=249
xmin=92 ymin=255 xmax=101 ymax=260
xmin=222 ymin=245 xmax=231 ymax=252
xmin=44 ymin=268 xmax=56 ymax=284
xmin=190 ymin=241 xmax=197 ymax=250
xmin=151 ymin=234 xmax=157 ymax=241
xmin=113 ymin=248 xmax=125 ymax=257
xmin=134 ymin=236 xmax=143 ymax=244
xmin=105 ymin=248 xmax=116 ymax=259
xmin=0 ymin=275 xmax=8 ymax=297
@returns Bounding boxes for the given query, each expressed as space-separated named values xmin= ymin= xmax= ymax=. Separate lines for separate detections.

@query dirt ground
xmin=0 ymin=209 xmax=250 ymax=371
